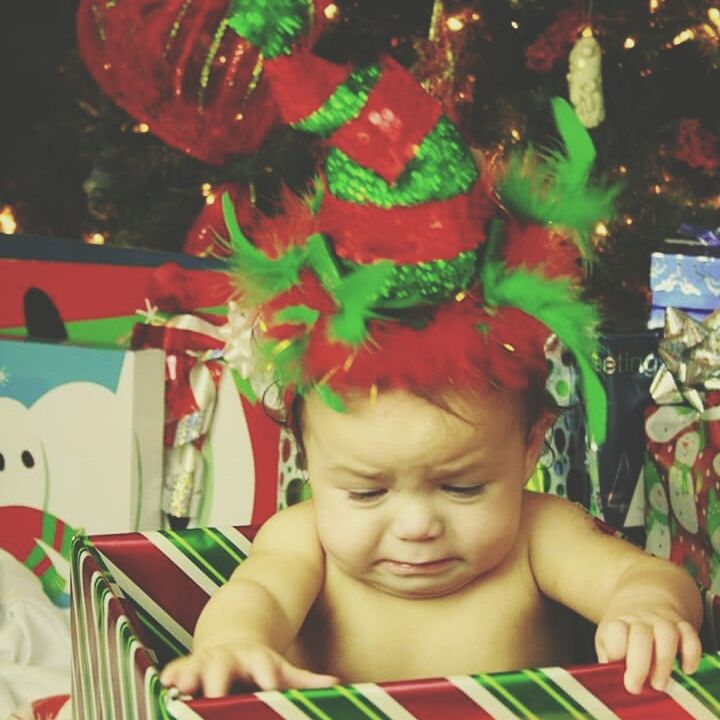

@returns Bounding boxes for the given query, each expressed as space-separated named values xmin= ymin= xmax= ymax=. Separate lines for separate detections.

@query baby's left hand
xmin=595 ymin=610 xmax=702 ymax=694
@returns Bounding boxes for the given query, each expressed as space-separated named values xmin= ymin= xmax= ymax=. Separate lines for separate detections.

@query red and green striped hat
xmin=224 ymin=0 xmax=619 ymax=443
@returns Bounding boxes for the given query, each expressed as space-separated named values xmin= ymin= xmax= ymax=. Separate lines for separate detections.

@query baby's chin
xmin=362 ymin=568 xmax=480 ymax=600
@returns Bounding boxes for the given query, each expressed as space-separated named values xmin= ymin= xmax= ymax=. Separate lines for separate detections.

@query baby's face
xmin=303 ymin=388 xmax=545 ymax=599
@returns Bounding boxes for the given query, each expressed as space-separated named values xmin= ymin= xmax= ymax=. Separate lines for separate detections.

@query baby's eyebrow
xmin=327 ymin=464 xmax=386 ymax=480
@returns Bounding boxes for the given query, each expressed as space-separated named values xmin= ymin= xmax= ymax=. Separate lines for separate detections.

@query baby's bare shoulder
xmin=522 ymin=490 xmax=595 ymax=532
xmin=252 ymin=500 xmax=319 ymax=555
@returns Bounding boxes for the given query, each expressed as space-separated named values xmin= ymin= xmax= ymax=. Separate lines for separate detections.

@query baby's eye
xmin=442 ymin=484 xmax=484 ymax=498
xmin=348 ymin=489 xmax=386 ymax=502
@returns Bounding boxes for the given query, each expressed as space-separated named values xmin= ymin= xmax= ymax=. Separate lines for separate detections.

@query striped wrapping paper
xmin=71 ymin=527 xmax=720 ymax=719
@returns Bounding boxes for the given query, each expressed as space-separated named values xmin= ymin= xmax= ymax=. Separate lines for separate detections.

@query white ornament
xmin=567 ymin=35 xmax=605 ymax=128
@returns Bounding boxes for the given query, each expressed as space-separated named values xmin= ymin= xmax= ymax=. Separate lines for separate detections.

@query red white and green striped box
xmin=71 ymin=526 xmax=720 ymax=719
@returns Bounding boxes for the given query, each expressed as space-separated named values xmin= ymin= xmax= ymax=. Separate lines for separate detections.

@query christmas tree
xmin=1 ymin=0 xmax=718 ymax=330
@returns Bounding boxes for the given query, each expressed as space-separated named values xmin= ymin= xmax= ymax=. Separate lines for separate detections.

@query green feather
xmin=223 ymin=193 xmax=304 ymax=301
xmin=481 ymin=260 xmax=607 ymax=444
xmin=496 ymin=97 xmax=620 ymax=255
xmin=273 ymin=304 xmax=320 ymax=327
xmin=330 ymin=261 xmax=395 ymax=346
xmin=314 ymin=382 xmax=347 ymax=413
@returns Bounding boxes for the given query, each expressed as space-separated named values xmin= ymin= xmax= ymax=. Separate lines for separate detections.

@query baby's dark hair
xmin=267 ymin=373 xmax=560 ymax=478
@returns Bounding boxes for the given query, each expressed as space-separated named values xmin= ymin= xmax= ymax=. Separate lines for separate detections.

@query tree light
xmin=446 ymin=16 xmax=465 ymax=31
xmin=624 ymin=37 xmax=637 ymax=49
xmin=84 ymin=232 xmax=106 ymax=245
xmin=132 ymin=122 xmax=150 ymax=133
xmin=323 ymin=3 xmax=338 ymax=20
xmin=0 ymin=206 xmax=17 ymax=234
xmin=595 ymin=221 xmax=609 ymax=237
xmin=672 ymin=28 xmax=696 ymax=45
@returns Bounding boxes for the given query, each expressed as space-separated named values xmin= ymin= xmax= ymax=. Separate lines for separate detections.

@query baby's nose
xmin=392 ymin=498 xmax=442 ymax=541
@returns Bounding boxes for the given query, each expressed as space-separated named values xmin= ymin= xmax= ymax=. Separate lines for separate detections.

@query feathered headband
xmin=170 ymin=1 xmax=615 ymax=444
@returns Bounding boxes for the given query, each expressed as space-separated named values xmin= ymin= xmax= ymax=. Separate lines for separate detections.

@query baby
xmin=161 ymin=385 xmax=702 ymax=698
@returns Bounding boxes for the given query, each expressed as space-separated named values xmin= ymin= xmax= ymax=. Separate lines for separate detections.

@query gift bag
xmin=0 ymin=234 xmax=230 ymax=347
xmin=586 ymin=332 xmax=661 ymax=538
xmin=71 ymin=526 xmax=720 ymax=720
xmin=643 ymin=308 xmax=720 ymax=592
xmin=0 ymin=337 xmax=165 ymax=534
xmin=528 ymin=340 xmax=597 ymax=515
xmin=131 ymin=308 xmax=283 ymax=528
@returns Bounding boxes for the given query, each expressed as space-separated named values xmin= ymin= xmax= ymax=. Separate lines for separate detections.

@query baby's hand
xmin=160 ymin=642 xmax=340 ymax=697
xmin=595 ymin=610 xmax=702 ymax=695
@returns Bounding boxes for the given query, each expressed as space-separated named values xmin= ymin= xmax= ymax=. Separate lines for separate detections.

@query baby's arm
xmin=527 ymin=494 xmax=702 ymax=695
xmin=160 ymin=502 xmax=339 ymax=696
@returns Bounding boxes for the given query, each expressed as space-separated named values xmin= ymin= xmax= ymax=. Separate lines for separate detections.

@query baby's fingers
xmin=678 ymin=620 xmax=702 ymax=675
xmin=596 ymin=618 xmax=629 ymax=664
xmin=279 ymin=659 xmax=340 ymax=689
xmin=160 ymin=656 xmax=203 ymax=695
xmin=624 ymin=622 xmax=654 ymax=694
xmin=648 ymin=618 xmax=680 ymax=691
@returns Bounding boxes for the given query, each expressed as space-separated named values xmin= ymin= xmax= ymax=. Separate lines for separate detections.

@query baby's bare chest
xmin=292 ymin=567 xmax=574 ymax=683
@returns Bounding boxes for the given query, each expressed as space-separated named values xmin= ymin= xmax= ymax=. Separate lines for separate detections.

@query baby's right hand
xmin=160 ymin=642 xmax=340 ymax=697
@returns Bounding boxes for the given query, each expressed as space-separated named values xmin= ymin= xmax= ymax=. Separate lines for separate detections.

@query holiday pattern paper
xmin=644 ymin=403 xmax=720 ymax=592
xmin=650 ymin=251 xmax=720 ymax=329
xmin=71 ymin=526 xmax=720 ymax=719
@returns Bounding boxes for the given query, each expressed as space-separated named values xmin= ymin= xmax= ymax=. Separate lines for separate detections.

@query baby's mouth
xmin=380 ymin=558 xmax=457 ymax=575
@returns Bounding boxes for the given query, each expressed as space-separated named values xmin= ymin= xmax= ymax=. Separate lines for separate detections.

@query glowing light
xmin=618 ymin=165 xmax=628 ymax=174
xmin=595 ymin=222 xmax=609 ymax=237
xmin=84 ymin=232 xmax=106 ymax=245
xmin=624 ymin=37 xmax=637 ymax=49
xmin=0 ymin=205 xmax=18 ymax=234
xmin=132 ymin=122 xmax=150 ymax=133
xmin=581 ymin=26 xmax=594 ymax=38
xmin=510 ymin=128 xmax=521 ymax=141
xmin=510 ymin=20 xmax=519 ymax=29
xmin=502 ymin=342 xmax=516 ymax=353
xmin=446 ymin=16 xmax=465 ymax=32
xmin=323 ymin=3 xmax=338 ymax=19
xmin=455 ymin=292 xmax=467 ymax=302
xmin=709 ymin=8 xmax=720 ymax=29
xmin=624 ymin=216 xmax=634 ymax=226
xmin=201 ymin=182 xmax=213 ymax=197
xmin=471 ymin=12 xmax=481 ymax=21
xmin=649 ymin=0 xmax=661 ymax=11
xmin=235 ymin=112 xmax=244 ymax=121
xmin=673 ymin=28 xmax=696 ymax=45
xmin=652 ymin=184 xmax=662 ymax=194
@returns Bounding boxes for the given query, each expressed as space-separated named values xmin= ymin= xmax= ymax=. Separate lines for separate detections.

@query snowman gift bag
xmin=643 ymin=307 xmax=720 ymax=592
xmin=0 ymin=337 xmax=165 ymax=537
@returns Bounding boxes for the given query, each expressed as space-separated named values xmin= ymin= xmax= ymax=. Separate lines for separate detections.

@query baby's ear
xmin=523 ymin=409 xmax=557 ymax=480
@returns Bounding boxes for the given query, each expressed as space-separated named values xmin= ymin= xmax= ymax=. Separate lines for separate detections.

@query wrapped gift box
xmin=643 ymin=308 xmax=720 ymax=594
xmin=0 ymin=234 xmax=230 ymax=347
xmin=70 ymin=525 xmax=720 ymax=720
xmin=644 ymin=402 xmax=720 ymax=590
xmin=649 ymin=239 xmax=720 ymax=330
xmin=0 ymin=337 xmax=164 ymax=534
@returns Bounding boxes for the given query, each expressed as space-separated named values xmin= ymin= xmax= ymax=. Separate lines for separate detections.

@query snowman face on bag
xmin=675 ymin=431 xmax=701 ymax=467
xmin=647 ymin=480 xmax=669 ymax=515
xmin=645 ymin=510 xmax=671 ymax=559
xmin=668 ymin=464 xmax=699 ymax=534
xmin=0 ymin=398 xmax=49 ymax=510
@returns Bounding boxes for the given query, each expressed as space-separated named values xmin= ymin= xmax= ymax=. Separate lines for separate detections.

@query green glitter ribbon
xmin=293 ymin=64 xmax=382 ymax=137
xmin=325 ymin=116 xmax=478 ymax=207
xmin=226 ymin=0 xmax=311 ymax=58
xmin=339 ymin=250 xmax=478 ymax=308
